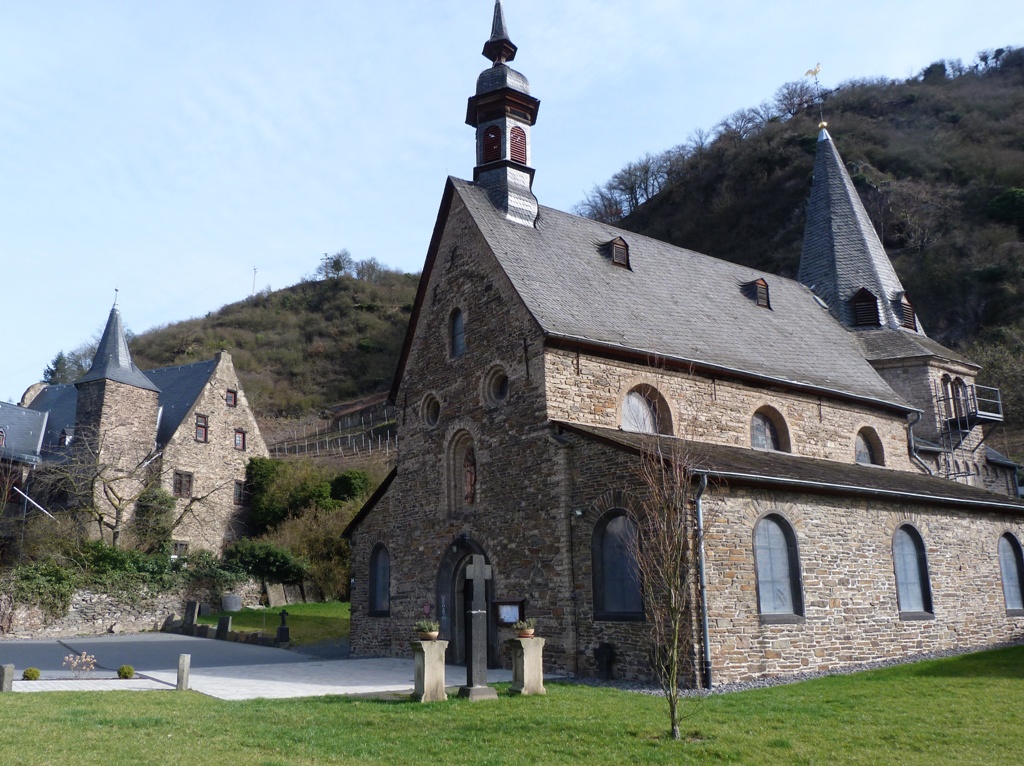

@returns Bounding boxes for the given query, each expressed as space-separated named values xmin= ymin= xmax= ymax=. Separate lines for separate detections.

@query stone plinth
xmin=412 ymin=640 xmax=449 ymax=702
xmin=507 ymin=637 xmax=546 ymax=695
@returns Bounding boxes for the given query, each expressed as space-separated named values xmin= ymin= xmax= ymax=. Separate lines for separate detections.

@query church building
xmin=344 ymin=2 xmax=1024 ymax=684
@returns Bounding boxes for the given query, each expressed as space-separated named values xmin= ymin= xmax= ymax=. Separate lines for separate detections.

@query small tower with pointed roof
xmin=466 ymin=0 xmax=541 ymax=226
xmin=73 ymin=305 xmax=161 ymax=541
xmin=798 ymin=124 xmax=921 ymax=334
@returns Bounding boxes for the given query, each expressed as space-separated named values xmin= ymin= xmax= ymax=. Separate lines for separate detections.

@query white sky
xmin=0 ymin=0 xmax=1016 ymax=403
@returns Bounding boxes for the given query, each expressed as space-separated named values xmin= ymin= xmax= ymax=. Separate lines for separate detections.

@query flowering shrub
xmin=62 ymin=652 xmax=96 ymax=680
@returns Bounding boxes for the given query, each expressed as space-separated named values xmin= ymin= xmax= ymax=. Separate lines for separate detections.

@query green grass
xmin=2 ymin=645 xmax=1024 ymax=765
xmin=197 ymin=601 xmax=349 ymax=646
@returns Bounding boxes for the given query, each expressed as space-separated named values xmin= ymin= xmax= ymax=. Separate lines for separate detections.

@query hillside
xmin=581 ymin=48 xmax=1024 ymax=439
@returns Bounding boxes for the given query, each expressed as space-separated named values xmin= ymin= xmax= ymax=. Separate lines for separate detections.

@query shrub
xmin=222 ymin=539 xmax=308 ymax=585
xmin=117 ymin=665 xmax=135 ymax=679
xmin=21 ymin=668 xmax=40 ymax=681
xmin=330 ymin=469 xmax=371 ymax=501
xmin=10 ymin=560 xmax=79 ymax=617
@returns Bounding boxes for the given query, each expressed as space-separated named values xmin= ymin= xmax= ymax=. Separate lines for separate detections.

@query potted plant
xmin=512 ymin=617 xmax=536 ymax=638
xmin=414 ymin=619 xmax=440 ymax=640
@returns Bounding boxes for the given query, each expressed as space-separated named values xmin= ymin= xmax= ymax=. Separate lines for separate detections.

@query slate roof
xmin=557 ymin=421 xmax=1024 ymax=513
xmin=447 ymin=177 xmax=913 ymax=411
xmin=986 ymin=446 xmax=1020 ymax=469
xmin=77 ymin=306 xmax=160 ymax=392
xmin=145 ymin=359 xmax=218 ymax=446
xmin=797 ymin=130 xmax=917 ymax=333
xmin=25 ymin=358 xmax=218 ymax=453
xmin=0 ymin=401 xmax=47 ymax=465
xmin=855 ymin=328 xmax=975 ymax=366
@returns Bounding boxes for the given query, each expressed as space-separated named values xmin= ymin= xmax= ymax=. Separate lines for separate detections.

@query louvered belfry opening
xmin=483 ymin=126 xmax=502 ymax=163
xmin=509 ymin=126 xmax=527 ymax=164
xmin=851 ymin=288 xmax=880 ymax=327
xmin=608 ymin=237 xmax=630 ymax=268
xmin=900 ymin=296 xmax=917 ymax=330
xmin=755 ymin=278 xmax=770 ymax=309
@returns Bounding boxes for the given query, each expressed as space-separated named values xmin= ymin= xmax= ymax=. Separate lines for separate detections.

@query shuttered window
xmin=510 ymin=126 xmax=527 ymax=164
xmin=483 ymin=126 xmax=501 ymax=163
xmin=851 ymin=289 xmax=880 ymax=326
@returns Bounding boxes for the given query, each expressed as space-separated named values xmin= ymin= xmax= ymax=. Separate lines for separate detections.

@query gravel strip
xmin=566 ymin=639 xmax=1024 ymax=697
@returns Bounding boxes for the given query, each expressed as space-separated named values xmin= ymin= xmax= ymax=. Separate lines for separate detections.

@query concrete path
xmin=1 ymin=634 xmax=514 ymax=700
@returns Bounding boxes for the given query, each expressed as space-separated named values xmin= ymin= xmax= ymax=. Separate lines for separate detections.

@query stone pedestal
xmin=412 ymin=640 xmax=449 ymax=702
xmin=507 ymin=637 xmax=546 ymax=696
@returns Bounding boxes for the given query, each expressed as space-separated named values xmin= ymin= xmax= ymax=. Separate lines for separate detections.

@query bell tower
xmin=466 ymin=0 xmax=541 ymax=226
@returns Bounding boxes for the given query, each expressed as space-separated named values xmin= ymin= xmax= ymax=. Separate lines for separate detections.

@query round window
xmin=422 ymin=394 xmax=441 ymax=426
xmin=484 ymin=367 xmax=510 ymax=406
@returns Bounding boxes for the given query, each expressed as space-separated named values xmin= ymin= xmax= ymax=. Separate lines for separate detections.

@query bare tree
xmin=773 ymin=80 xmax=818 ymax=118
xmin=631 ymin=433 xmax=714 ymax=740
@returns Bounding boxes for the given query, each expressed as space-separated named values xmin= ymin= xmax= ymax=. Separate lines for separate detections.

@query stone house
xmin=343 ymin=2 xmax=1024 ymax=684
xmin=0 ymin=304 xmax=267 ymax=554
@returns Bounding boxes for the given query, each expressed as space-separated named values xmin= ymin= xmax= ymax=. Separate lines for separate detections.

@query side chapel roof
xmin=412 ymin=177 xmax=914 ymax=412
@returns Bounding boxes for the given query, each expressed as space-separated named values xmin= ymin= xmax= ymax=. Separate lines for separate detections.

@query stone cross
xmin=458 ymin=554 xmax=497 ymax=700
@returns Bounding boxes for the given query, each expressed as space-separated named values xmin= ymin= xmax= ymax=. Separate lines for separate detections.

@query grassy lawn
xmin=196 ymin=601 xmax=349 ymax=646
xmin=1 ymin=645 xmax=1023 ymax=765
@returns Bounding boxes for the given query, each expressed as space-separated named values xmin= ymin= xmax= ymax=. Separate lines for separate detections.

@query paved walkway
xmin=2 ymin=634 xmax=514 ymax=701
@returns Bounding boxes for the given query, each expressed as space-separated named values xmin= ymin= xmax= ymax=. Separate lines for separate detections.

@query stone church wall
xmin=544 ymin=348 xmax=916 ymax=472
xmin=704 ymin=487 xmax=1024 ymax=684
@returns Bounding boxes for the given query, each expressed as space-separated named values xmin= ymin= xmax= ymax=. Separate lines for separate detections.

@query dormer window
xmin=899 ymin=296 xmax=917 ymax=330
xmin=851 ymin=288 xmax=880 ymax=327
xmin=608 ymin=237 xmax=630 ymax=269
xmin=0 ymin=429 xmax=5 ymax=449
xmin=742 ymin=278 xmax=771 ymax=309
xmin=58 ymin=429 xmax=72 ymax=447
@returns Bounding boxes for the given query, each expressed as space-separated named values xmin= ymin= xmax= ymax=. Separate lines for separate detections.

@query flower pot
xmin=517 ymin=629 xmax=535 ymax=639
xmin=417 ymin=631 xmax=440 ymax=641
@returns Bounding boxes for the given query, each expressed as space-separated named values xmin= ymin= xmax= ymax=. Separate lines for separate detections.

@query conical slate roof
xmin=797 ymin=129 xmax=920 ymax=333
xmin=76 ymin=306 xmax=160 ymax=392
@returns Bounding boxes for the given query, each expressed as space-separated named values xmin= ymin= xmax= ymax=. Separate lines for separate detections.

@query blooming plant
xmin=62 ymin=652 xmax=97 ymax=680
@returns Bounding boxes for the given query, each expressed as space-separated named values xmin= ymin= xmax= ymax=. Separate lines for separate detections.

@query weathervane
xmin=805 ymin=62 xmax=825 ymax=126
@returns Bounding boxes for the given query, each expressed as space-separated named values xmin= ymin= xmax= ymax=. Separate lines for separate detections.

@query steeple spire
xmin=466 ymin=1 xmax=540 ymax=227
xmin=76 ymin=305 xmax=160 ymax=392
xmin=798 ymin=128 xmax=922 ymax=334
xmin=482 ymin=0 xmax=517 ymax=64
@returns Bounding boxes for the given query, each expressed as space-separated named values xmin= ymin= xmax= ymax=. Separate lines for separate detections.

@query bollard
xmin=177 ymin=654 xmax=191 ymax=691
xmin=0 ymin=664 xmax=14 ymax=693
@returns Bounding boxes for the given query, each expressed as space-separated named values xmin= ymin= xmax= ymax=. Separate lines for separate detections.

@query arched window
xmin=751 ymin=408 xmax=788 ymax=452
xmin=450 ymin=309 xmax=466 ymax=358
xmin=448 ymin=431 xmax=477 ymax=515
xmin=892 ymin=525 xmax=933 ymax=617
xmin=999 ymin=533 xmax=1024 ymax=614
xmin=592 ymin=511 xmax=643 ymax=620
xmin=621 ymin=386 xmax=671 ymax=435
xmin=368 ymin=544 xmax=391 ymax=616
xmin=753 ymin=515 xmax=803 ymax=620
xmin=482 ymin=126 xmax=502 ymax=163
xmin=855 ymin=428 xmax=884 ymax=466
xmin=509 ymin=126 xmax=527 ymax=164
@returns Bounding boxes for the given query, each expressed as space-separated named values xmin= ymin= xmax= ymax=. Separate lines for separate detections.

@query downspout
xmin=907 ymin=411 xmax=933 ymax=476
xmin=694 ymin=471 xmax=712 ymax=689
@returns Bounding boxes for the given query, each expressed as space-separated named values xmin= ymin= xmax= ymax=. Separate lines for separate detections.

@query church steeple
xmin=798 ymin=126 xmax=922 ymax=334
xmin=466 ymin=0 xmax=541 ymax=227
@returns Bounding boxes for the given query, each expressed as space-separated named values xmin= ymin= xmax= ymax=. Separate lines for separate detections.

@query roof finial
xmin=482 ymin=0 xmax=517 ymax=64
xmin=113 ymin=286 xmax=119 ymax=307
xmin=804 ymin=62 xmax=825 ymax=126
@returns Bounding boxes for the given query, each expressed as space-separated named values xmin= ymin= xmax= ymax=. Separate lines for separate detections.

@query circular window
xmin=483 ymin=367 xmax=510 ymax=406
xmin=422 ymin=394 xmax=441 ymax=427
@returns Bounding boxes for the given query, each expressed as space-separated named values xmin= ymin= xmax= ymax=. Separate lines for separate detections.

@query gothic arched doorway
xmin=436 ymin=538 xmax=498 ymax=667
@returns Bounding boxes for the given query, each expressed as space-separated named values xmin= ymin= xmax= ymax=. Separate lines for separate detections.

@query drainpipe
xmin=907 ymin=411 xmax=933 ymax=476
xmin=694 ymin=472 xmax=712 ymax=689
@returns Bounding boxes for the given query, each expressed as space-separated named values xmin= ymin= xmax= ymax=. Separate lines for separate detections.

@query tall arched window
xmin=999 ymin=533 xmax=1024 ymax=614
xmin=509 ymin=126 xmax=527 ymax=164
xmin=855 ymin=428 xmax=884 ymax=466
xmin=892 ymin=525 xmax=933 ymax=617
xmin=592 ymin=511 xmax=643 ymax=620
xmin=482 ymin=126 xmax=502 ymax=163
xmin=751 ymin=407 xmax=788 ymax=452
xmin=450 ymin=309 xmax=466 ymax=358
xmin=368 ymin=544 xmax=391 ymax=616
xmin=753 ymin=514 xmax=803 ymax=620
xmin=448 ymin=431 xmax=477 ymax=515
